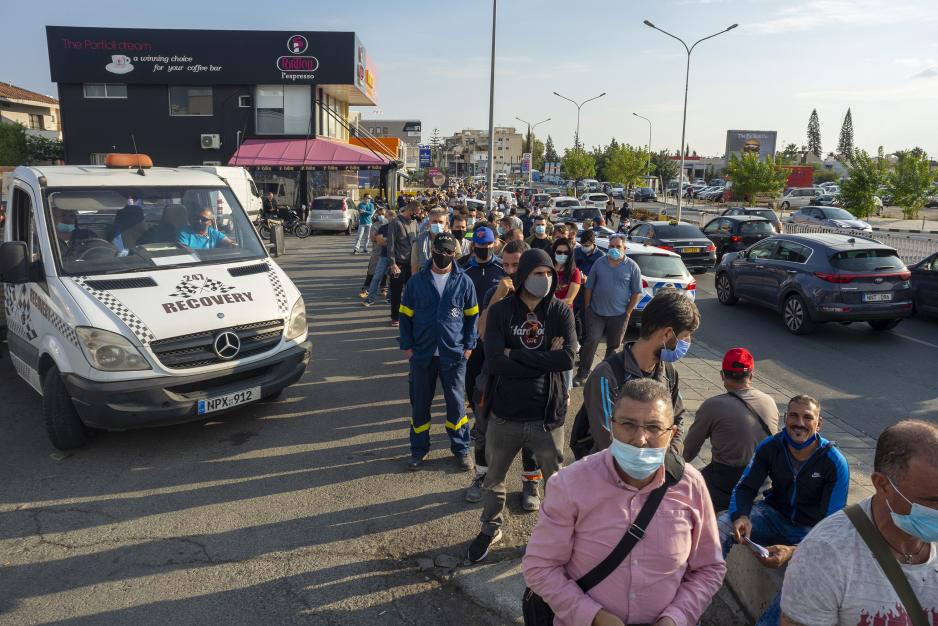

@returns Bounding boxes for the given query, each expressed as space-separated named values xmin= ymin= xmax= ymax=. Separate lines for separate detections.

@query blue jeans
xmin=365 ymin=256 xmax=389 ymax=302
xmin=354 ymin=223 xmax=372 ymax=251
xmin=408 ymin=356 xmax=471 ymax=460
xmin=718 ymin=501 xmax=812 ymax=626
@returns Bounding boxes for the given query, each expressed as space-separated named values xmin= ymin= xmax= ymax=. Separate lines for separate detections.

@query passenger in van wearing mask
xmin=177 ymin=209 xmax=236 ymax=250
xmin=51 ymin=206 xmax=76 ymax=243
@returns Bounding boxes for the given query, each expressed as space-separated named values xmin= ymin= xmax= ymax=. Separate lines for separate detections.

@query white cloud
xmin=748 ymin=0 xmax=936 ymax=34
xmin=912 ymin=68 xmax=938 ymax=79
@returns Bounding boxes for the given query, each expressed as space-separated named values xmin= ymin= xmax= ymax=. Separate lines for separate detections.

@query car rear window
xmin=572 ymin=208 xmax=602 ymax=220
xmin=654 ymin=225 xmax=705 ymax=238
xmin=750 ymin=210 xmax=778 ymax=222
xmin=312 ymin=198 xmax=344 ymax=211
xmin=740 ymin=221 xmax=776 ymax=234
xmin=588 ymin=194 xmax=607 ymax=201
xmin=555 ymin=200 xmax=579 ymax=208
xmin=632 ymin=254 xmax=688 ymax=278
xmin=829 ymin=249 xmax=904 ymax=271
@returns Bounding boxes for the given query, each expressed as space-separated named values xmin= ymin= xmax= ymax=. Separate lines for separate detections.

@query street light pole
xmin=643 ymin=20 xmax=737 ymax=221
xmin=633 ymin=112 xmax=652 ymax=189
xmin=515 ymin=116 xmax=550 ymax=183
xmin=552 ymin=91 xmax=605 ymax=152
xmin=486 ymin=0 xmax=498 ymax=210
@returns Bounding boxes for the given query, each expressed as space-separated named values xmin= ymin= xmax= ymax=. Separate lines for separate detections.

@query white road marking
xmin=895 ymin=332 xmax=938 ymax=349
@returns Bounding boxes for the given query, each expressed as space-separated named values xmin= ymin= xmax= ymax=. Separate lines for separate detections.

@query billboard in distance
xmin=725 ymin=130 xmax=777 ymax=161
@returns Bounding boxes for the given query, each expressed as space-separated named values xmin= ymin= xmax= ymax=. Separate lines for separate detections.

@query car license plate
xmin=198 ymin=386 xmax=261 ymax=415
xmin=682 ymin=247 xmax=701 ymax=253
xmin=863 ymin=293 xmax=893 ymax=302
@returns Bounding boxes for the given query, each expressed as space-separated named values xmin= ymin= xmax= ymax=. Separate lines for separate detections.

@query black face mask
xmin=432 ymin=252 xmax=453 ymax=270
xmin=474 ymin=246 xmax=492 ymax=261
xmin=451 ymin=229 xmax=465 ymax=241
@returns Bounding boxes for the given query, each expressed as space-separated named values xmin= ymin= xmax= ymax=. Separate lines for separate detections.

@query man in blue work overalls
xmin=399 ymin=233 xmax=479 ymax=471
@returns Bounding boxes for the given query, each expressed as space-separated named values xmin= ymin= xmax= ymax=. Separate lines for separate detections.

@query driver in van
xmin=177 ymin=209 xmax=236 ymax=249
xmin=51 ymin=206 xmax=76 ymax=239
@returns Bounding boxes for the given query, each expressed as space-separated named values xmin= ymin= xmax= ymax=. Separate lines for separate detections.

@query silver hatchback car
xmin=307 ymin=196 xmax=360 ymax=234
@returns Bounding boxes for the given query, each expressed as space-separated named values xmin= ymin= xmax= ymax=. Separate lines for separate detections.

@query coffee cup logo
xmin=106 ymin=54 xmax=134 ymax=75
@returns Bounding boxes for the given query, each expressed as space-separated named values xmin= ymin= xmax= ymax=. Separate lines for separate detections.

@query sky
xmin=5 ymin=0 xmax=938 ymax=157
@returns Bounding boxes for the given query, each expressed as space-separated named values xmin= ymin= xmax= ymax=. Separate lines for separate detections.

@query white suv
xmin=779 ymin=187 xmax=820 ymax=210
xmin=579 ymin=193 xmax=610 ymax=209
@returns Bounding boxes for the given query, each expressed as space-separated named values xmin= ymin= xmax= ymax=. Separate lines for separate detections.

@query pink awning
xmin=228 ymin=138 xmax=390 ymax=167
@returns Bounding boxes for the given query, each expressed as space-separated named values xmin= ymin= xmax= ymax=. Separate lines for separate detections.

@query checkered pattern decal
xmin=266 ymin=261 xmax=289 ymax=314
xmin=74 ymin=276 xmax=156 ymax=345
xmin=169 ymin=276 xmax=237 ymax=299
xmin=3 ymin=283 xmax=36 ymax=341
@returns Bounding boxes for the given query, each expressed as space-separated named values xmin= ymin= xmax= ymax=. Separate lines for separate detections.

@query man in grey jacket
xmin=387 ymin=202 xmax=419 ymax=327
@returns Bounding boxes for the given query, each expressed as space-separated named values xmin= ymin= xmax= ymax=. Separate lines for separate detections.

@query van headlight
xmin=76 ymin=327 xmax=151 ymax=371
xmin=285 ymin=298 xmax=307 ymax=340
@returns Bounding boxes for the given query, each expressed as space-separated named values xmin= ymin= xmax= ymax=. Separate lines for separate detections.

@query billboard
xmin=418 ymin=145 xmax=431 ymax=168
xmin=725 ymin=130 xmax=778 ymax=161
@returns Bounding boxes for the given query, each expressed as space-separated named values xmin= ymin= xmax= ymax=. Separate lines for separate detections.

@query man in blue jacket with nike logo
xmin=399 ymin=233 xmax=479 ymax=471
xmin=719 ymin=394 xmax=850 ymax=626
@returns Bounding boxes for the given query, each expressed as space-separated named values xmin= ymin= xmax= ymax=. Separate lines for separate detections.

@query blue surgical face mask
xmin=610 ymin=438 xmax=667 ymax=480
xmin=607 ymin=248 xmax=624 ymax=261
xmin=660 ymin=333 xmax=691 ymax=363
xmin=534 ymin=225 xmax=546 ymax=235
xmin=496 ymin=226 xmax=506 ymax=236
xmin=430 ymin=223 xmax=444 ymax=235
xmin=467 ymin=218 xmax=476 ymax=228
xmin=56 ymin=222 xmax=75 ymax=233
xmin=886 ymin=477 xmax=938 ymax=543
xmin=555 ymin=253 xmax=568 ymax=264
xmin=783 ymin=429 xmax=818 ymax=450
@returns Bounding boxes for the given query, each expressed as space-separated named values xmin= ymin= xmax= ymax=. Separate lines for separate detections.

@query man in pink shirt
xmin=523 ymin=379 xmax=725 ymax=626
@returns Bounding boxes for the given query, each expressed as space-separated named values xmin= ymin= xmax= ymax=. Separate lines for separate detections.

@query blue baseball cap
xmin=472 ymin=227 xmax=495 ymax=245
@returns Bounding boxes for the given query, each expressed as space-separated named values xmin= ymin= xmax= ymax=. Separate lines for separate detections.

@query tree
xmin=839 ymin=149 xmax=885 ymax=218
xmin=650 ymin=150 xmax=679 ymax=188
xmin=776 ymin=143 xmax=801 ymax=165
xmin=544 ymin=135 xmax=558 ymax=164
xmin=725 ymin=153 xmax=788 ymax=206
xmin=532 ymin=137 xmax=545 ymax=171
xmin=807 ymin=109 xmax=822 ymax=158
xmin=589 ymin=145 xmax=606 ymax=180
xmin=887 ymin=150 xmax=936 ymax=219
xmin=25 ymin=134 xmax=63 ymax=163
xmin=812 ymin=167 xmax=841 ymax=184
xmin=0 ymin=122 xmax=27 ymax=166
xmin=604 ymin=144 xmax=649 ymax=189
xmin=837 ymin=108 xmax=854 ymax=160
xmin=561 ymin=148 xmax=596 ymax=184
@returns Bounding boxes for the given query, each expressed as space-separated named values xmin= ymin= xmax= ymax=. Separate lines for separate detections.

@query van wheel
xmin=783 ymin=294 xmax=814 ymax=335
xmin=716 ymin=273 xmax=738 ymax=305
xmin=868 ymin=319 xmax=901 ymax=331
xmin=43 ymin=367 xmax=91 ymax=450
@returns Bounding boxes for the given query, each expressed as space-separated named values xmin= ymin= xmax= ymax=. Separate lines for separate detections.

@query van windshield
xmin=46 ymin=186 xmax=266 ymax=276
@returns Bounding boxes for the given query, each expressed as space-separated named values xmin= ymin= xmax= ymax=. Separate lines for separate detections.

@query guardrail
xmin=781 ymin=223 xmax=935 ymax=264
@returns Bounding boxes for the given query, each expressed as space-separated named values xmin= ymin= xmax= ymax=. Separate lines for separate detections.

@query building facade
xmin=46 ymin=26 xmax=397 ymax=205
xmin=0 ymin=83 xmax=62 ymax=140
xmin=443 ymin=127 xmax=523 ymax=175
xmin=357 ymin=119 xmax=422 ymax=171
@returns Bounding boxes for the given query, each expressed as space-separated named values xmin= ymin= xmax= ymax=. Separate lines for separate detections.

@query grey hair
xmin=608 ymin=233 xmax=626 ymax=246
xmin=428 ymin=208 xmax=448 ymax=221
xmin=613 ymin=378 xmax=674 ymax=423
xmin=874 ymin=419 xmax=938 ymax=480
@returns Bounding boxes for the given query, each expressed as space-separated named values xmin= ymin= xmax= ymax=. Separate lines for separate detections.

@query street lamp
xmin=486 ymin=0 xmax=498 ymax=210
xmin=633 ymin=112 xmax=652 ymax=189
xmin=643 ymin=19 xmax=737 ymax=221
xmin=552 ymin=91 xmax=605 ymax=152
xmin=516 ymin=116 xmax=550 ymax=182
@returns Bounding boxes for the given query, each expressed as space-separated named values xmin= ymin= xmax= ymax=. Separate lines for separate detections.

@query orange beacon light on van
xmin=104 ymin=153 xmax=153 ymax=169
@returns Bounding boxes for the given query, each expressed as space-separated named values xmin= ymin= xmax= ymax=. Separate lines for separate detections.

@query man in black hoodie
xmin=467 ymin=248 xmax=577 ymax=563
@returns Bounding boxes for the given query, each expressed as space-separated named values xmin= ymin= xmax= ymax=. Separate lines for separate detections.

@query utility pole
xmin=486 ymin=0 xmax=497 ymax=210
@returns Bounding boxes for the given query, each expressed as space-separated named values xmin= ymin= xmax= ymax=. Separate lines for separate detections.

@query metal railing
xmin=781 ymin=223 xmax=935 ymax=265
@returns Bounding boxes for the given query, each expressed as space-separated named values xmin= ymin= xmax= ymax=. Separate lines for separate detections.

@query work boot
xmin=521 ymin=479 xmax=541 ymax=512
xmin=456 ymin=453 xmax=473 ymax=471
xmin=467 ymin=529 xmax=502 ymax=563
xmin=465 ymin=474 xmax=485 ymax=503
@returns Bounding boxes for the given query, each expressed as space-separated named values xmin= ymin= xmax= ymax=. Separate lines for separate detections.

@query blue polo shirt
xmin=587 ymin=256 xmax=643 ymax=317
xmin=177 ymin=226 xmax=227 ymax=249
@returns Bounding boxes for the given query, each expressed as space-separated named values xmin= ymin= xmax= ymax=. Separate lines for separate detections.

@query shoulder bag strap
xmin=727 ymin=391 xmax=774 ymax=438
xmin=844 ymin=504 xmax=927 ymax=626
xmin=576 ymin=470 xmax=679 ymax=593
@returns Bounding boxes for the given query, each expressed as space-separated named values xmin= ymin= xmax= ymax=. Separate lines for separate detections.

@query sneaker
xmin=363 ymin=300 xmax=374 ymax=307
xmin=351 ymin=249 xmax=359 ymax=255
xmin=407 ymin=456 xmax=425 ymax=471
xmin=467 ymin=529 xmax=502 ymax=563
xmin=521 ymin=480 xmax=541 ymax=512
xmin=465 ymin=474 xmax=485 ymax=503
xmin=359 ymin=289 xmax=368 ymax=299
xmin=456 ymin=453 xmax=473 ymax=471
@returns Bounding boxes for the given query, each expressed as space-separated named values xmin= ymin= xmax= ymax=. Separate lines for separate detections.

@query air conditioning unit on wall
xmin=201 ymin=134 xmax=221 ymax=149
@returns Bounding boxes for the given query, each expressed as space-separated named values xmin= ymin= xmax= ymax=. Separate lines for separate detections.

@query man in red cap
xmin=683 ymin=347 xmax=780 ymax=511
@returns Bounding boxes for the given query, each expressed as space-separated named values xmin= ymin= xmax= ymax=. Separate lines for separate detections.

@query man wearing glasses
xmin=177 ymin=209 xmax=236 ymax=249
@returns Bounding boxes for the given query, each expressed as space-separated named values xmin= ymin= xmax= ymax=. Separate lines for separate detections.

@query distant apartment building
xmin=357 ymin=119 xmax=422 ymax=171
xmin=444 ymin=127 xmax=523 ymax=175
xmin=0 ymin=82 xmax=62 ymax=140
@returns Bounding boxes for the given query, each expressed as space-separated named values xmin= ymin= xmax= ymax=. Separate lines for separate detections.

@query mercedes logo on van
xmin=213 ymin=331 xmax=241 ymax=360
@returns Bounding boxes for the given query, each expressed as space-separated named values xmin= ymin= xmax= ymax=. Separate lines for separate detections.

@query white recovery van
xmin=0 ymin=154 xmax=311 ymax=449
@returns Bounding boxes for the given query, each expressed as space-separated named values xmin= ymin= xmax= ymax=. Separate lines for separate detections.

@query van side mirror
xmin=0 ymin=241 xmax=30 ymax=283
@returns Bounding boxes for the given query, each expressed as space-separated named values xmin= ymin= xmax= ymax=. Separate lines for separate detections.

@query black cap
xmin=432 ymin=232 xmax=457 ymax=254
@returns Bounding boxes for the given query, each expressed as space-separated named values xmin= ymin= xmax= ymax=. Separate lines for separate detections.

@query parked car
xmin=566 ymin=207 xmax=604 ymax=225
xmin=779 ymin=187 xmax=820 ymax=210
xmin=702 ymin=216 xmax=776 ymax=260
xmin=925 ymin=197 xmax=938 ymax=209
xmin=626 ymin=220 xmax=716 ymax=273
xmin=579 ymin=192 xmax=610 ymax=209
xmin=709 ymin=178 xmax=726 ymax=187
xmin=721 ymin=206 xmax=784 ymax=233
xmin=633 ymin=187 xmax=658 ymax=202
xmin=308 ymin=196 xmax=359 ymax=234
xmin=547 ymin=196 xmax=582 ymax=221
xmin=714 ymin=233 xmax=913 ymax=334
xmin=544 ymin=187 xmax=563 ymax=197
xmin=700 ymin=187 xmax=727 ymax=201
xmin=610 ymin=185 xmax=626 ymax=199
xmin=789 ymin=206 xmax=872 ymax=232
xmin=910 ymin=251 xmax=938 ymax=316
xmin=813 ymin=194 xmax=840 ymax=207
xmin=625 ymin=244 xmax=697 ymax=327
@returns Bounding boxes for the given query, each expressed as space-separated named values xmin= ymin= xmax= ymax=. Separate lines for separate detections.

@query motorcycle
xmin=255 ymin=208 xmax=310 ymax=239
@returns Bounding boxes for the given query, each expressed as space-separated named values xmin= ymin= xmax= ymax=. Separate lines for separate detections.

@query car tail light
xmin=729 ymin=235 xmax=742 ymax=243
xmin=642 ymin=279 xmax=648 ymax=289
xmin=706 ymin=243 xmax=717 ymax=251
xmin=814 ymin=272 xmax=854 ymax=283
xmin=657 ymin=245 xmax=674 ymax=251
xmin=814 ymin=271 xmax=912 ymax=284
xmin=686 ymin=279 xmax=697 ymax=291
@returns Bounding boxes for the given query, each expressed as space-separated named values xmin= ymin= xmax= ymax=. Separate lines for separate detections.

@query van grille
xmin=149 ymin=319 xmax=284 ymax=369
xmin=228 ymin=263 xmax=268 ymax=277
xmin=85 ymin=277 xmax=158 ymax=290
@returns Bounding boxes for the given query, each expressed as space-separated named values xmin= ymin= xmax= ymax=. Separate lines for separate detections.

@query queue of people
xmin=353 ymin=184 xmax=936 ymax=626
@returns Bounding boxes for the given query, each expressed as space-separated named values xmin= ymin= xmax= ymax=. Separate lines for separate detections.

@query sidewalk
xmin=447 ymin=336 xmax=876 ymax=625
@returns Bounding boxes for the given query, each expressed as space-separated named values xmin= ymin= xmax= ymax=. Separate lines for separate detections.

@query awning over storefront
xmin=228 ymin=138 xmax=390 ymax=170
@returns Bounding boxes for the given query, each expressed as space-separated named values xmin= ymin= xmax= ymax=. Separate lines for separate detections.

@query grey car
xmin=789 ymin=206 xmax=872 ymax=232
xmin=714 ymin=233 xmax=914 ymax=334
xmin=307 ymin=196 xmax=359 ymax=234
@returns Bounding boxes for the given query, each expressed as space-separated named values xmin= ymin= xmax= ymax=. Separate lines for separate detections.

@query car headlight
xmin=76 ymin=327 xmax=151 ymax=371
xmin=285 ymin=297 xmax=307 ymax=341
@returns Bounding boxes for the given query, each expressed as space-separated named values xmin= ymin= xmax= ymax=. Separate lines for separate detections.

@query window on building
xmin=169 ymin=86 xmax=213 ymax=116
xmin=238 ymin=95 xmax=252 ymax=108
xmin=83 ymin=83 xmax=127 ymax=99
xmin=28 ymin=114 xmax=44 ymax=130
xmin=256 ymin=85 xmax=311 ymax=134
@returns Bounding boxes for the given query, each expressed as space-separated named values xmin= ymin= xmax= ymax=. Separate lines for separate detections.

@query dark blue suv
xmin=715 ymin=233 xmax=914 ymax=334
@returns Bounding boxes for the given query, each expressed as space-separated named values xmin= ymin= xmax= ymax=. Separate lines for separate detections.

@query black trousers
xmin=700 ymin=461 xmax=746 ymax=513
xmin=389 ymin=262 xmax=412 ymax=322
